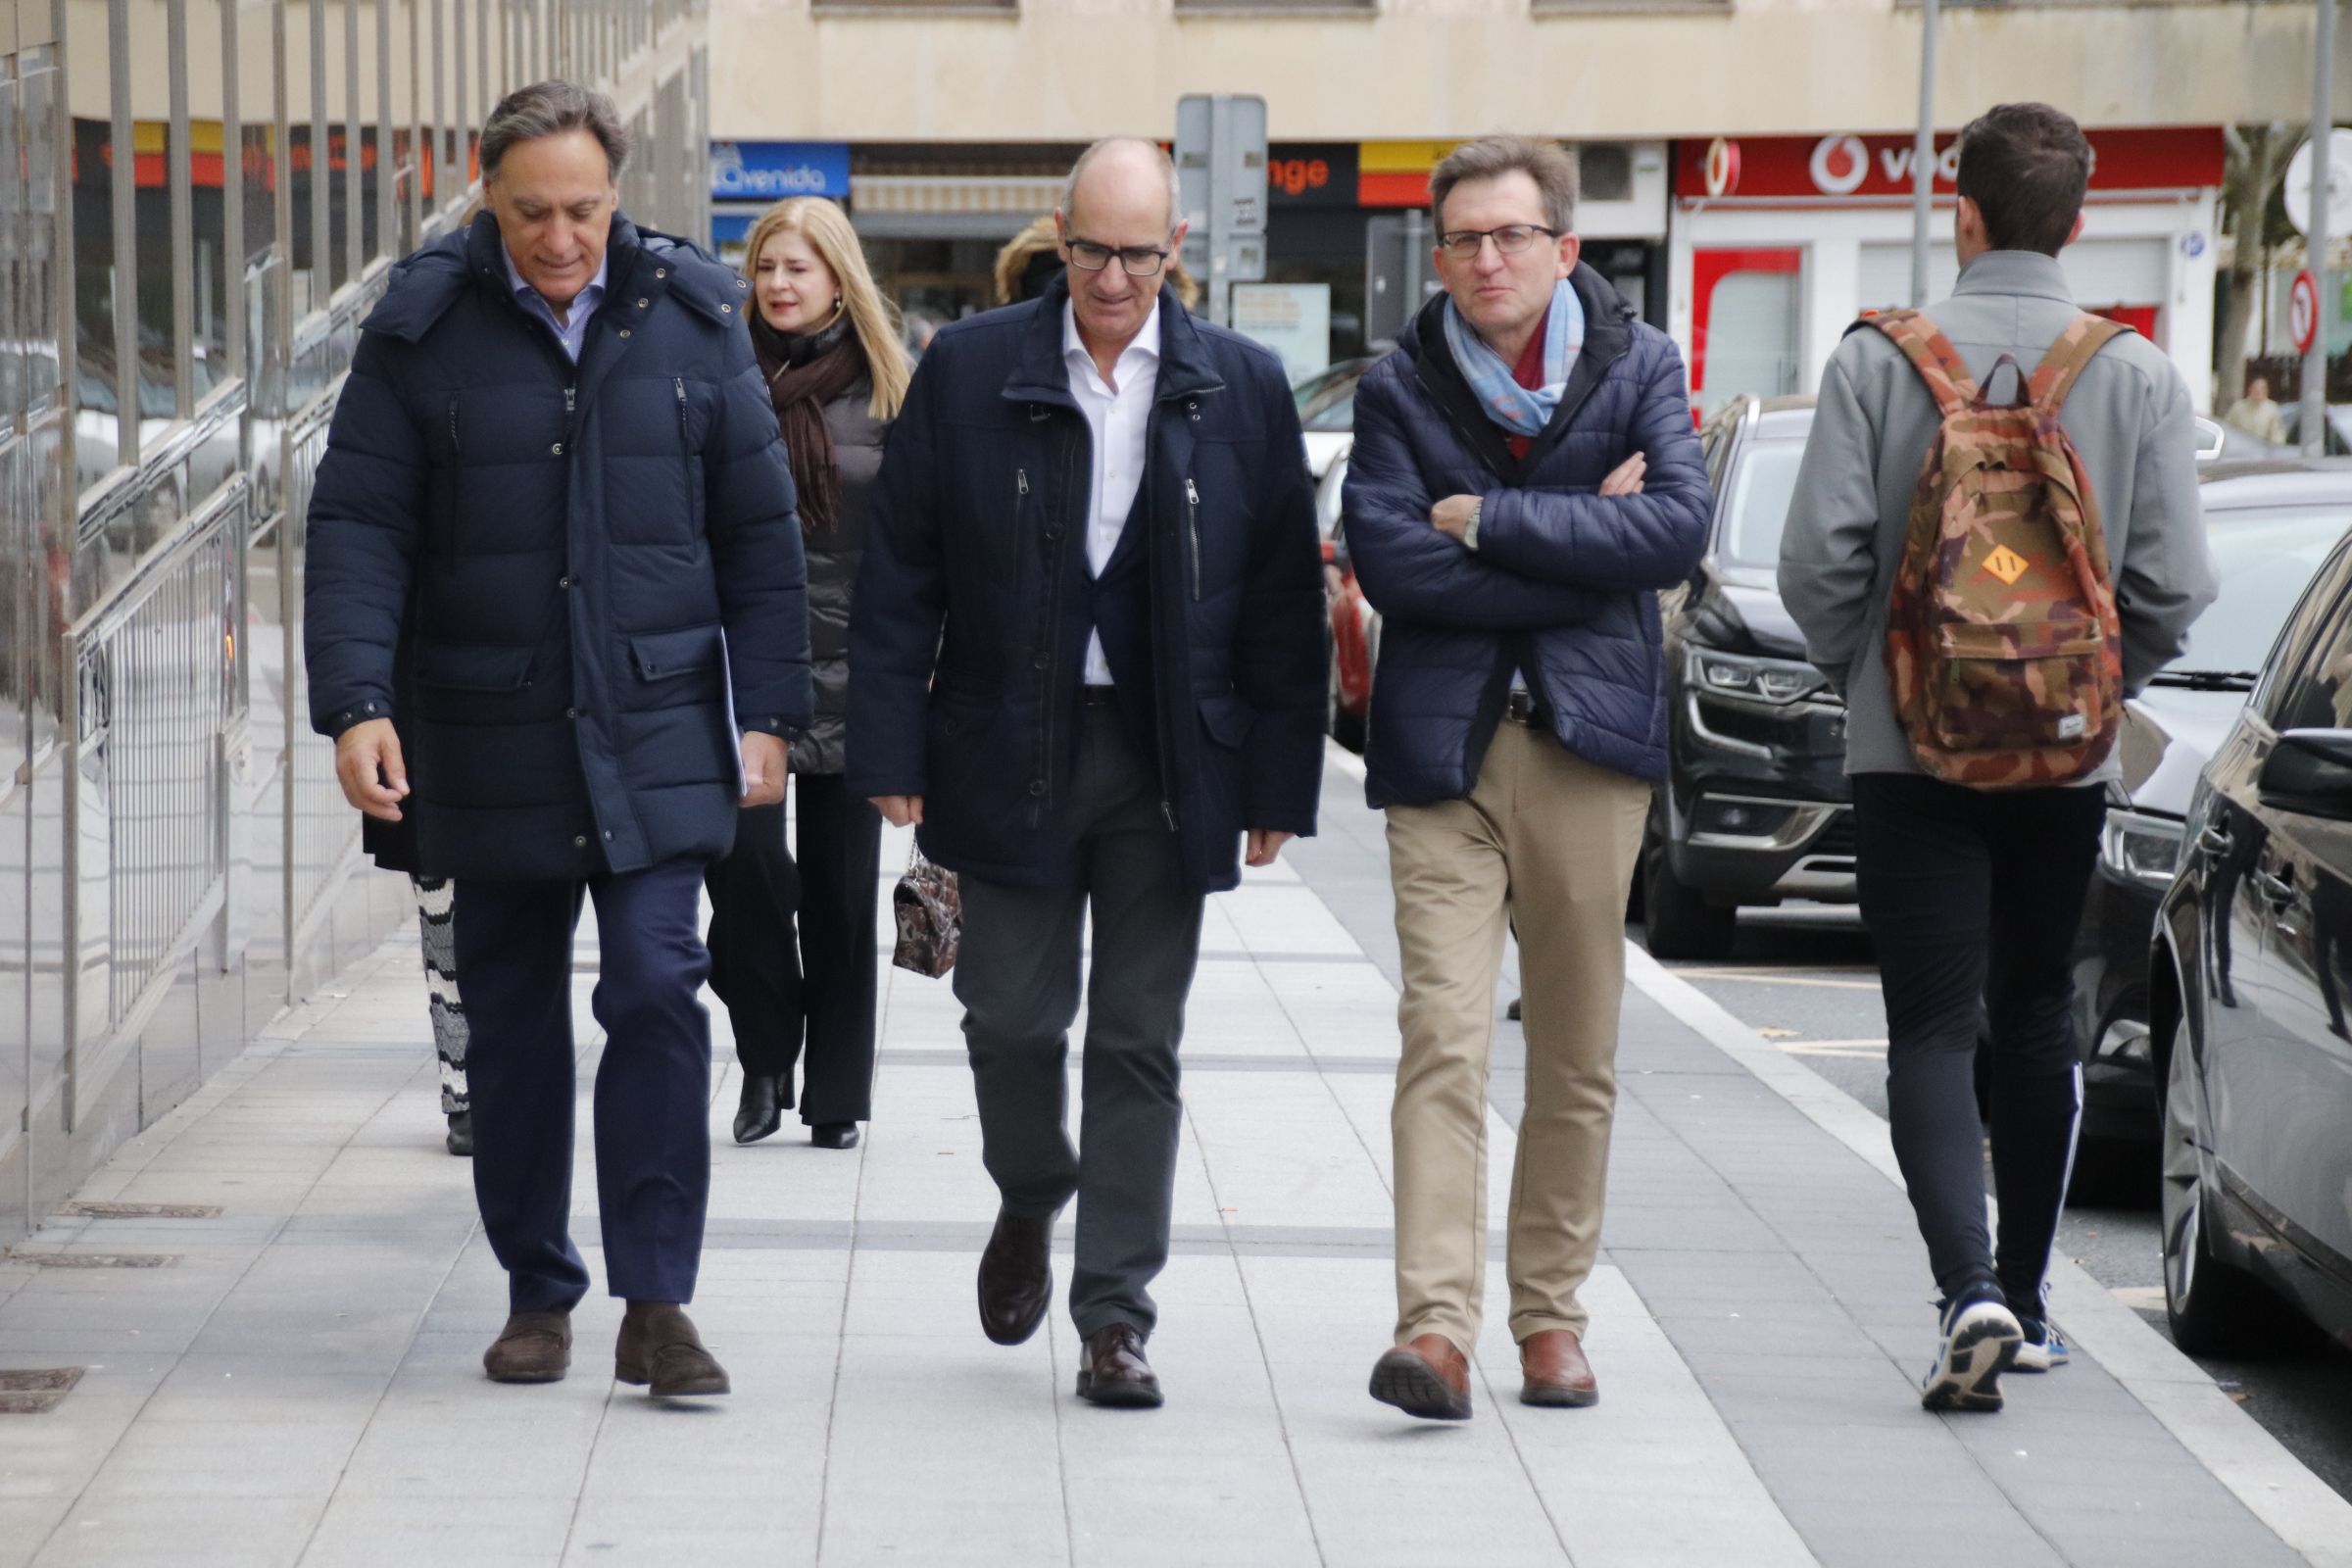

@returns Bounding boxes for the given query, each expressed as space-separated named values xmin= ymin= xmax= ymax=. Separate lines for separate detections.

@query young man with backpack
xmin=1780 ymin=103 xmax=2216 ymax=1413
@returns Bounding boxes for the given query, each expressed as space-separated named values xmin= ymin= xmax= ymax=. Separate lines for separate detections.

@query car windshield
xmin=1718 ymin=439 xmax=1807 ymax=567
xmin=2166 ymin=505 xmax=2352 ymax=677
xmin=1294 ymin=365 xmax=1361 ymax=431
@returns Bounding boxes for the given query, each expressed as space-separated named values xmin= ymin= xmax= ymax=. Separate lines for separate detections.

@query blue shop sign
xmin=710 ymin=141 xmax=852 ymax=202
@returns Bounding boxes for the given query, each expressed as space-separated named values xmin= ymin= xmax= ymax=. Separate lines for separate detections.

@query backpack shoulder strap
xmin=1867 ymin=310 xmax=1979 ymax=417
xmin=2028 ymin=314 xmax=2134 ymax=416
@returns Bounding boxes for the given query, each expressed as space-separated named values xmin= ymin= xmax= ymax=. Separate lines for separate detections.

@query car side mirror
xmin=2191 ymin=416 xmax=2226 ymax=463
xmin=2257 ymin=729 xmax=2352 ymax=820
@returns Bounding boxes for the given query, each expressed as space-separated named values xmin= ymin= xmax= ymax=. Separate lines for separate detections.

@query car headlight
xmin=2101 ymin=808 xmax=2185 ymax=890
xmin=1688 ymin=646 xmax=1832 ymax=707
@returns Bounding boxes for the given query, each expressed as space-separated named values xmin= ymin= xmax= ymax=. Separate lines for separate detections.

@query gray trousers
xmin=952 ymin=705 xmax=1206 ymax=1341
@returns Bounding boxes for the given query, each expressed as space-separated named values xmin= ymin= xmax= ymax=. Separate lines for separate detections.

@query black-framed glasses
xmin=1438 ymin=224 xmax=1559 ymax=260
xmin=1067 ymin=238 xmax=1172 ymax=277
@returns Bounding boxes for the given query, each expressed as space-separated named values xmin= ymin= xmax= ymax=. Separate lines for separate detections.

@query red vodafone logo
xmin=1809 ymin=134 xmax=1870 ymax=196
xmin=1704 ymin=137 xmax=1741 ymax=198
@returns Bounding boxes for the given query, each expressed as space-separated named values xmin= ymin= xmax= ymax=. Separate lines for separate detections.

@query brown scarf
xmin=750 ymin=312 xmax=865 ymax=533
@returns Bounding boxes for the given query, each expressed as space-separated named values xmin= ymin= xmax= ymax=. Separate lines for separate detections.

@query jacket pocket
xmin=628 ymin=623 xmax=724 ymax=682
xmin=1198 ymin=692 xmax=1256 ymax=750
xmin=415 ymin=642 xmax=535 ymax=693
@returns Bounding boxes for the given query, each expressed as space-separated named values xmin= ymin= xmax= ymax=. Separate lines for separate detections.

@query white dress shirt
xmin=1061 ymin=300 xmax=1161 ymax=688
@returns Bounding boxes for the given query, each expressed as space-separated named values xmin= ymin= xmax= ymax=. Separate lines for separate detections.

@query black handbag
xmin=891 ymin=846 xmax=961 ymax=977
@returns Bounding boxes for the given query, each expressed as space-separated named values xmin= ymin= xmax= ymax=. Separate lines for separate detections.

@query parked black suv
xmin=1646 ymin=396 xmax=1847 ymax=959
xmin=2152 ymin=519 xmax=2352 ymax=1356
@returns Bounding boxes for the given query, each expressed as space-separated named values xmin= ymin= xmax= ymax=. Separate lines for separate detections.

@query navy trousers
xmin=453 ymin=861 xmax=712 ymax=1314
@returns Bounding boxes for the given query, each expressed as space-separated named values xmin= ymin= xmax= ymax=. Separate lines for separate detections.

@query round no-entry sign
xmin=2291 ymin=270 xmax=2321 ymax=357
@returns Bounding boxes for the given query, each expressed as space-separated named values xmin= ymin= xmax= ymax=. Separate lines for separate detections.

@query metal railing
xmin=60 ymin=479 xmax=242 ymax=1120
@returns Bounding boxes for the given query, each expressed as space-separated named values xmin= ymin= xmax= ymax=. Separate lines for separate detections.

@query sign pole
xmin=1910 ymin=0 xmax=1939 ymax=308
xmin=2302 ymin=0 xmax=2338 ymax=457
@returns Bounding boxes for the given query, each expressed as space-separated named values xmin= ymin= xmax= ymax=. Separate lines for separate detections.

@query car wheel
xmin=1640 ymin=817 xmax=1737 ymax=961
xmin=2159 ymin=1015 xmax=2278 ymax=1355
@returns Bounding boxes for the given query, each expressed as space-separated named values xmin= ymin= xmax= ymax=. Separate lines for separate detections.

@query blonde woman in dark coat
xmin=710 ymin=196 xmax=908 ymax=1149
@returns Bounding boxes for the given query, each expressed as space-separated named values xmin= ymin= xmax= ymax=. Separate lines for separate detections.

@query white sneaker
xmin=1921 ymin=1289 xmax=2023 ymax=1412
xmin=2012 ymin=1319 xmax=2070 ymax=1373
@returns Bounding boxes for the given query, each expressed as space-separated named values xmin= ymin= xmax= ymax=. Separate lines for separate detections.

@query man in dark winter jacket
xmin=1344 ymin=136 xmax=1707 ymax=1421
xmin=850 ymin=137 xmax=1325 ymax=1408
xmin=305 ymin=80 xmax=811 ymax=1397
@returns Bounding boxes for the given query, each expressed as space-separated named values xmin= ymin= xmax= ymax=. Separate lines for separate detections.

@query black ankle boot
xmin=810 ymin=1121 xmax=860 ymax=1150
xmin=445 ymin=1110 xmax=474 ymax=1156
xmin=733 ymin=1075 xmax=785 ymax=1145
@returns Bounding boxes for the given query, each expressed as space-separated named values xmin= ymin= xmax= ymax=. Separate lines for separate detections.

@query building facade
xmin=705 ymin=0 xmax=2341 ymax=406
xmin=0 ymin=0 xmax=710 ymax=1240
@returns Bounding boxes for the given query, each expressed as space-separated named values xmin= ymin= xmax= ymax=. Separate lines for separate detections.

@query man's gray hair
xmin=1429 ymin=136 xmax=1577 ymax=235
xmin=1059 ymin=137 xmax=1183 ymax=232
xmin=481 ymin=79 xmax=630 ymax=184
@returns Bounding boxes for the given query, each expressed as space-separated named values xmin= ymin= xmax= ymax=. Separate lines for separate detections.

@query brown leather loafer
xmin=1075 ymin=1323 xmax=1163 ymax=1408
xmin=615 ymin=1301 xmax=730 ymax=1397
xmin=1369 ymin=1333 xmax=1472 ymax=1420
xmin=977 ymin=1207 xmax=1054 ymax=1347
xmin=482 ymin=1310 xmax=571 ymax=1384
xmin=1519 ymin=1328 xmax=1598 ymax=1407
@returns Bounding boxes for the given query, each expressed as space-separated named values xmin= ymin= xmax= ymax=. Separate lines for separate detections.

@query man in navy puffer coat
xmin=1344 ymin=137 xmax=1706 ymax=1421
xmin=306 ymin=83 xmax=810 ymax=1397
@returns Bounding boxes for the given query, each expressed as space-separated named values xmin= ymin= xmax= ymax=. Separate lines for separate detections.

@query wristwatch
xmin=1461 ymin=498 xmax=1483 ymax=551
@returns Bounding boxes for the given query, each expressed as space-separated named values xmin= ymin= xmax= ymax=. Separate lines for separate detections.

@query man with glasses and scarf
xmin=851 ymin=137 xmax=1326 ymax=1408
xmin=1342 ymin=136 xmax=1708 ymax=1420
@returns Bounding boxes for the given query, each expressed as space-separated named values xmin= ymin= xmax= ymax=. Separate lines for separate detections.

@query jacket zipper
xmin=674 ymin=377 xmax=694 ymax=522
xmin=1015 ymin=468 xmax=1030 ymax=581
xmin=1185 ymin=477 xmax=1202 ymax=602
xmin=448 ymin=396 xmax=461 ymax=453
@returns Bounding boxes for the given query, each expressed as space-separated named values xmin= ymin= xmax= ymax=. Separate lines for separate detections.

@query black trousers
xmin=453 ymin=861 xmax=711 ymax=1313
xmin=952 ymin=706 xmax=1207 ymax=1341
xmin=703 ymin=772 xmax=883 ymax=1124
xmin=1852 ymin=772 xmax=2107 ymax=1314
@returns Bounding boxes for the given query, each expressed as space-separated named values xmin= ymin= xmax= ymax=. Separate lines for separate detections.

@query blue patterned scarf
xmin=1443 ymin=277 xmax=1586 ymax=438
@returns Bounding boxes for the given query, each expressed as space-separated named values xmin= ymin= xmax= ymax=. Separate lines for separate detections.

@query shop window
xmin=0 ymin=56 xmax=20 ymax=432
xmin=1691 ymin=247 xmax=1802 ymax=420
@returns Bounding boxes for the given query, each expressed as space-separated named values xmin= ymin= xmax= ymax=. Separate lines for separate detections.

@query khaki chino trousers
xmin=1386 ymin=719 xmax=1649 ymax=1354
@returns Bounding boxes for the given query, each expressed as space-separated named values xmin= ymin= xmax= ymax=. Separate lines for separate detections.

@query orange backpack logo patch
xmin=1979 ymin=545 xmax=2032 ymax=587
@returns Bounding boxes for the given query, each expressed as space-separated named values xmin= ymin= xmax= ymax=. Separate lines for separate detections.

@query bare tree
xmin=2219 ymin=123 xmax=2292 ymax=412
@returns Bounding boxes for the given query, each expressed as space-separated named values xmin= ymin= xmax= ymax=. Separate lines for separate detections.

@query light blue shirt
xmin=502 ymin=247 xmax=609 ymax=364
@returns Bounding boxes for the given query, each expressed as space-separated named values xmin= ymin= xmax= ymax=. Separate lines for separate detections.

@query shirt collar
xmin=1952 ymin=250 xmax=2074 ymax=306
xmin=502 ymin=245 xmax=610 ymax=314
xmin=1061 ymin=298 xmax=1162 ymax=380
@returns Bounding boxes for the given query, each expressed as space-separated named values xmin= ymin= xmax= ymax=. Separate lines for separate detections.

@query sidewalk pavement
xmin=3 ymin=749 xmax=2348 ymax=1568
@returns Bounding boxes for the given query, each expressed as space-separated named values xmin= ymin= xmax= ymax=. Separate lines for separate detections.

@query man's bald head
xmin=1060 ymin=137 xmax=1182 ymax=234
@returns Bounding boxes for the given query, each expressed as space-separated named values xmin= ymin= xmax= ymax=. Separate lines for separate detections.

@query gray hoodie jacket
xmin=1778 ymin=249 xmax=2219 ymax=783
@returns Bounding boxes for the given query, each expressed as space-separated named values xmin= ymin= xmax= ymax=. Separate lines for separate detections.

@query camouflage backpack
xmin=1872 ymin=309 xmax=2132 ymax=789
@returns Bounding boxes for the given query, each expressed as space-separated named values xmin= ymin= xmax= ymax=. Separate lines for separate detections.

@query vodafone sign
xmin=1807 ymin=135 xmax=1871 ymax=197
xmin=1678 ymin=128 xmax=2225 ymax=204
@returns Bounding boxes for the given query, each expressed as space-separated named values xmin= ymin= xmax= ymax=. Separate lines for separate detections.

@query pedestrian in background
xmin=306 ymin=79 xmax=811 ymax=1398
xmin=2224 ymin=372 xmax=2287 ymax=447
xmin=708 ymin=195 xmax=906 ymax=1151
xmin=415 ymin=875 xmax=472 ymax=1155
xmin=1342 ymin=135 xmax=1707 ymax=1421
xmin=1781 ymin=102 xmax=2215 ymax=1412
xmin=851 ymin=137 xmax=1325 ymax=1409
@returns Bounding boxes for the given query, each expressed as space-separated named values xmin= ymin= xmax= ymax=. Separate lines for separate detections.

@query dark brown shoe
xmin=1075 ymin=1323 xmax=1162 ymax=1408
xmin=614 ymin=1301 xmax=730 ymax=1397
xmin=1369 ymin=1333 xmax=1473 ymax=1420
xmin=482 ymin=1310 xmax=571 ymax=1384
xmin=1519 ymin=1328 xmax=1599 ymax=1407
xmin=977 ymin=1207 xmax=1054 ymax=1347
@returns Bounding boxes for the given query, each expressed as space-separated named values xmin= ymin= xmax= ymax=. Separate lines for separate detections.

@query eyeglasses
xmin=1438 ymin=224 xmax=1560 ymax=260
xmin=1067 ymin=238 xmax=1172 ymax=277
